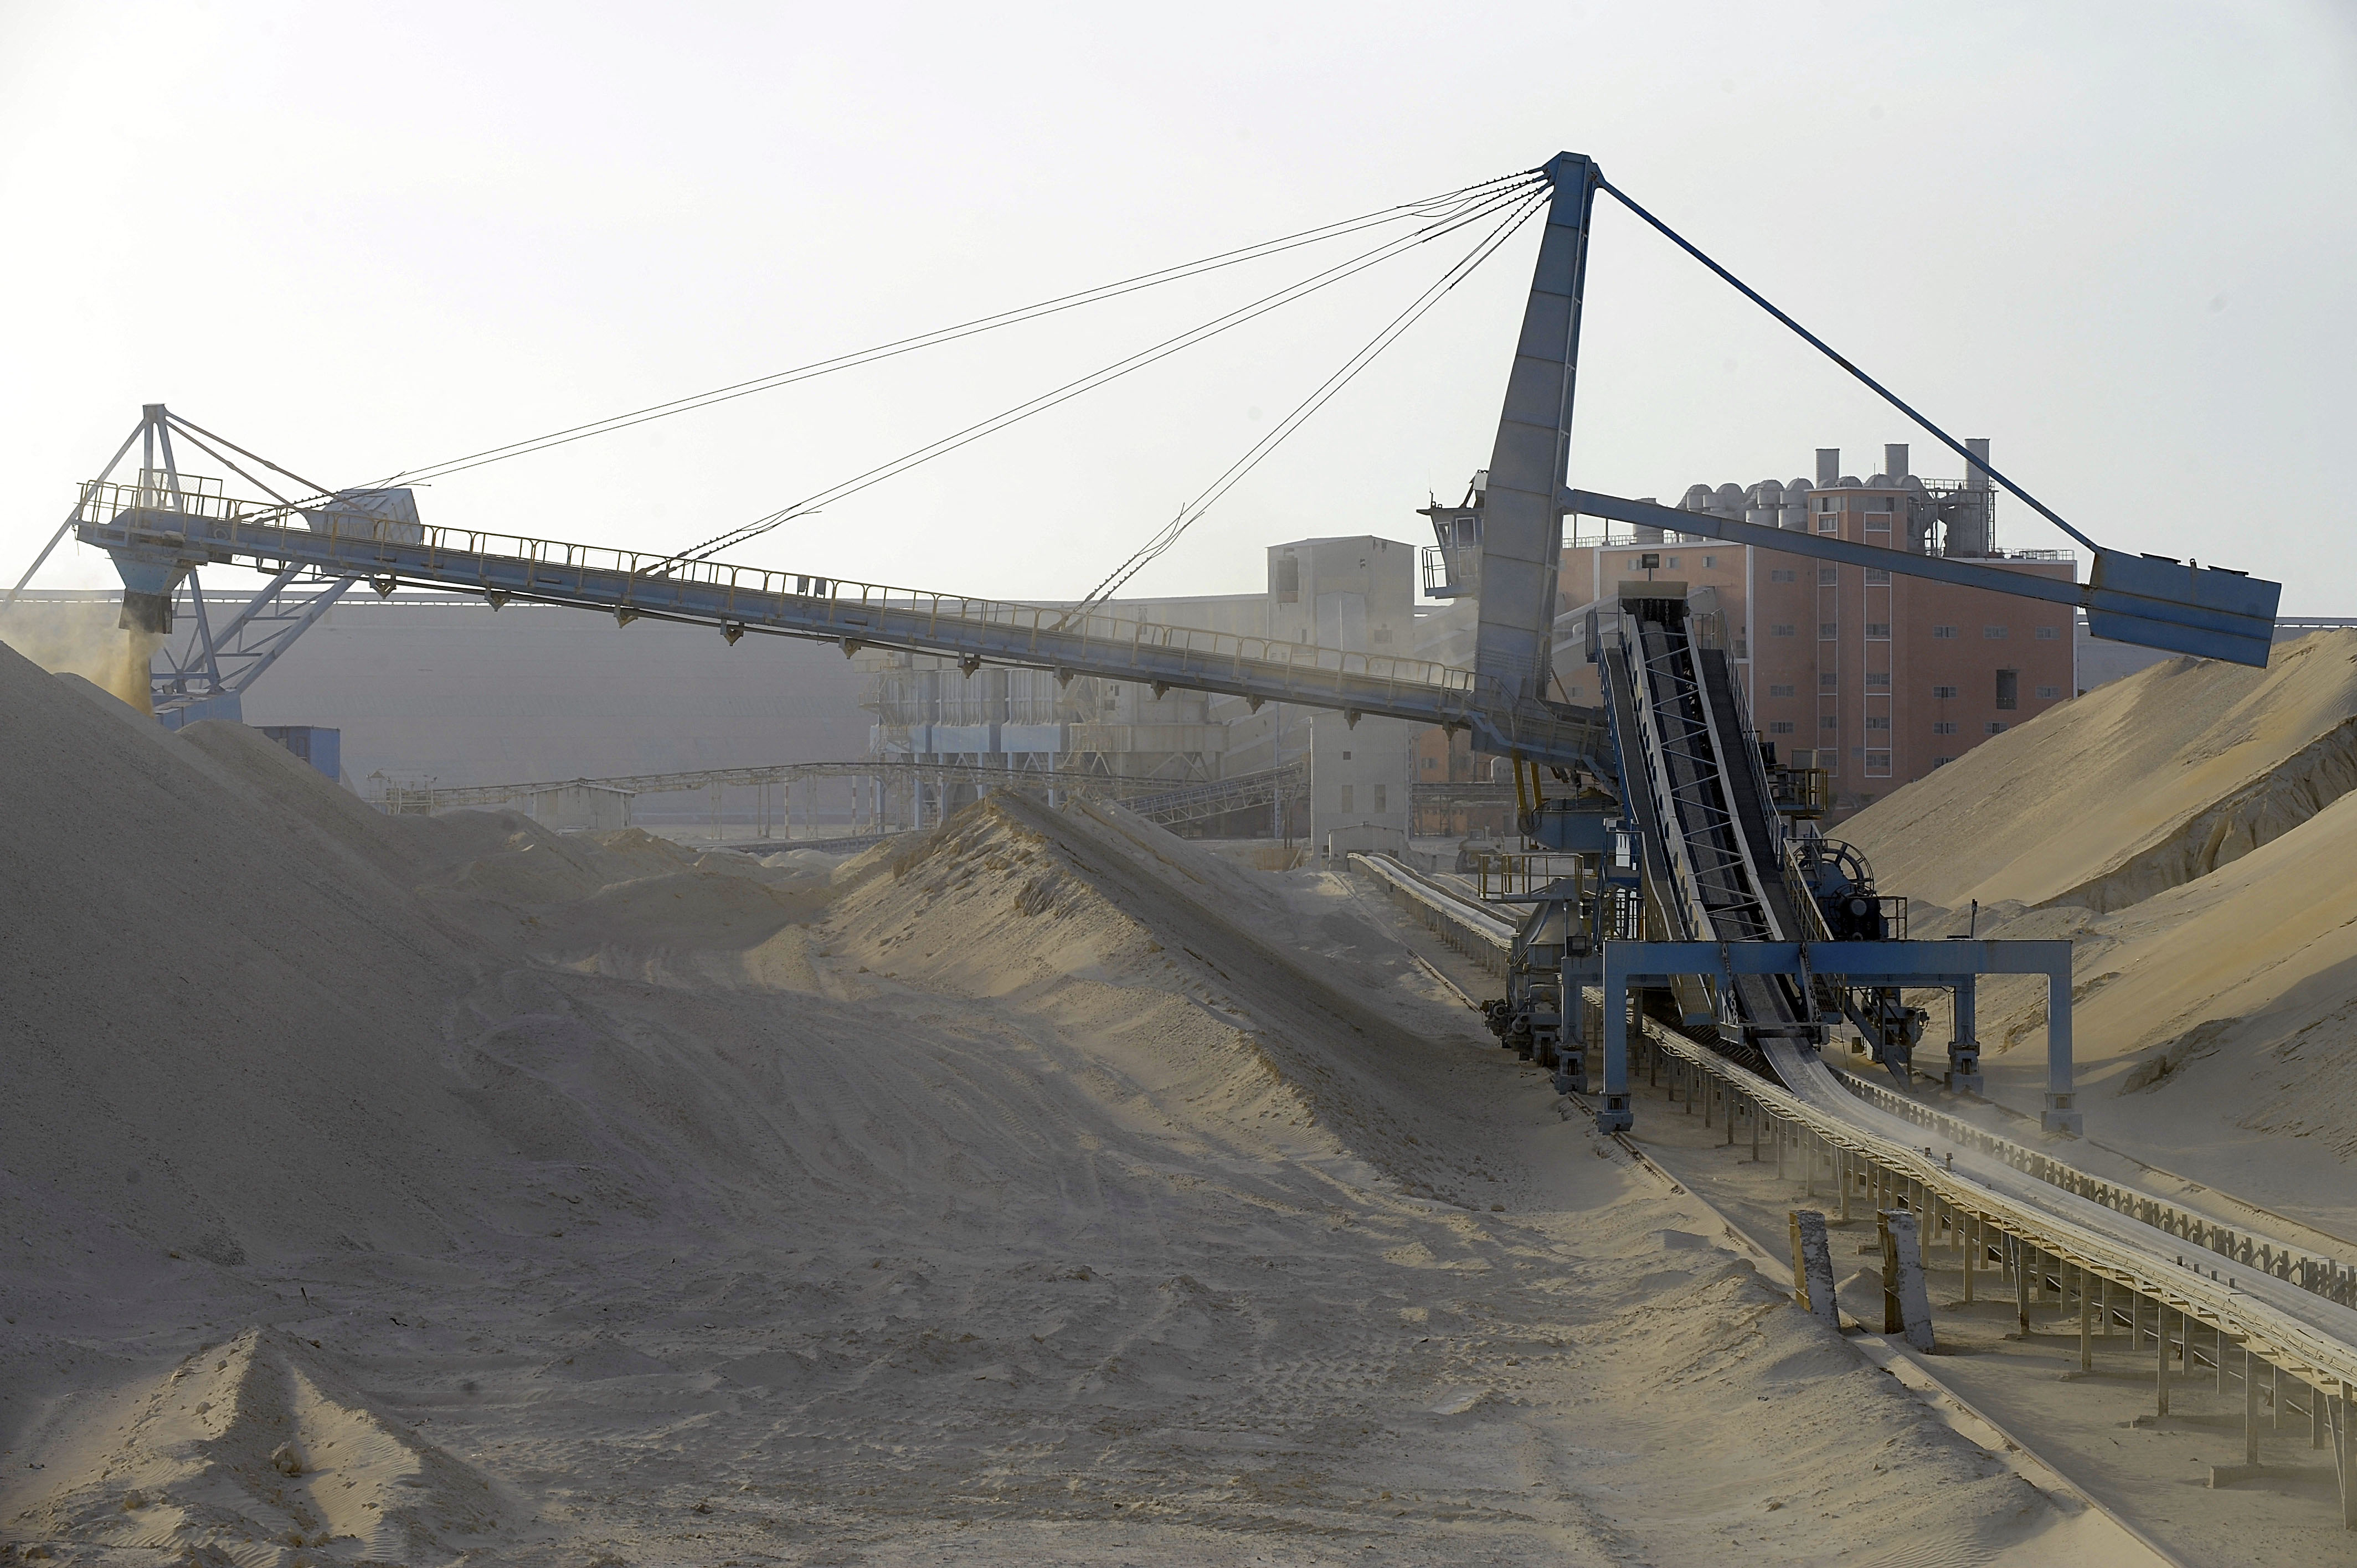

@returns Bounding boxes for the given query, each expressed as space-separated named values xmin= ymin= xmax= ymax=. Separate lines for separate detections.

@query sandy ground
xmin=0 ymin=641 xmax=2104 ymax=1566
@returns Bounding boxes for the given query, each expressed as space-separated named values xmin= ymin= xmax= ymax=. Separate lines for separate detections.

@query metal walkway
xmin=69 ymin=481 xmax=1612 ymax=769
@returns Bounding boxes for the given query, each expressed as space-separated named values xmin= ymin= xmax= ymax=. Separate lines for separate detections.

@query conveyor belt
xmin=1603 ymin=596 xmax=1812 ymax=1048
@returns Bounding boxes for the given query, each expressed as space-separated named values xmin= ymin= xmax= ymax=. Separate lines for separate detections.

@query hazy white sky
xmin=4 ymin=2 xmax=2351 ymax=609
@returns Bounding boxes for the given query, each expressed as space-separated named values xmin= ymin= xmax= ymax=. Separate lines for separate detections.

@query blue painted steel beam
xmin=1592 ymin=937 xmax=2080 ymax=1136
xmin=1567 ymin=488 xmax=2281 ymax=667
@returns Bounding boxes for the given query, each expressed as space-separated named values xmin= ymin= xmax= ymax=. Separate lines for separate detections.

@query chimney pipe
xmin=1815 ymin=448 xmax=1839 ymax=489
xmin=1965 ymin=437 xmax=1992 ymax=490
xmin=1884 ymin=443 xmax=1909 ymax=482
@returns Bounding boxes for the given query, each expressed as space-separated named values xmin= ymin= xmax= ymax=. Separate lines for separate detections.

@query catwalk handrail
xmin=81 ymin=491 xmax=1449 ymax=690
xmin=1349 ymin=850 xmax=2357 ymax=1394
xmin=380 ymin=759 xmax=1303 ymax=811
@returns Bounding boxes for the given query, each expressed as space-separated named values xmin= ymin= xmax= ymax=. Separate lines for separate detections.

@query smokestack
xmin=1965 ymin=437 xmax=1992 ymax=490
xmin=1884 ymin=443 xmax=1909 ymax=482
xmin=1815 ymin=448 xmax=1839 ymax=489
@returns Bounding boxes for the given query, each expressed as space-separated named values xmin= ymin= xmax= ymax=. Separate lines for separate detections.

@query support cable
xmin=1595 ymin=178 xmax=2098 ymax=553
xmin=653 ymin=178 xmax=1546 ymax=572
xmin=1072 ymin=182 xmax=1551 ymax=612
xmin=354 ymin=169 xmax=1543 ymax=494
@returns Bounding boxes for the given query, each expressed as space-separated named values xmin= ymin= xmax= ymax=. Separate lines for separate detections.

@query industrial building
xmin=858 ymin=535 xmax=1422 ymax=847
xmin=1430 ymin=440 xmax=2080 ymax=815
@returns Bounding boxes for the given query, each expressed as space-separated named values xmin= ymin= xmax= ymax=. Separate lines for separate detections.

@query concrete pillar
xmin=2246 ymin=1349 xmax=2262 ymax=1465
xmin=2078 ymin=1269 xmax=2093 ymax=1371
xmin=1595 ymin=947 xmax=1633 ymax=1133
xmin=2044 ymin=958 xmax=2082 ymax=1133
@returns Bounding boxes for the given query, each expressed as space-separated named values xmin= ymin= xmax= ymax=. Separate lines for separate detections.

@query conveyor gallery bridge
xmin=66 ymin=472 xmax=1608 ymax=766
xmin=1352 ymin=848 xmax=2357 ymax=1524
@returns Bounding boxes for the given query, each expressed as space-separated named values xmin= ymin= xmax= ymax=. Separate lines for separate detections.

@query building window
xmin=1340 ymin=784 xmax=1354 ymax=812
xmin=1819 ymin=566 xmax=1838 ymax=585
xmin=1341 ymin=750 xmax=1352 ymax=760
xmin=1865 ymin=514 xmax=1891 ymax=532
xmin=1865 ymin=715 xmax=1891 ymax=730
xmin=1770 ymin=569 xmax=1797 ymax=583
xmin=1772 ymin=624 xmax=1795 ymax=637
xmin=1423 ymin=756 xmax=1437 ymax=771
xmin=1820 ymin=673 xmax=1839 ymax=689
xmin=1769 ymin=720 xmax=1796 ymax=734
xmin=2036 ymin=684 xmax=2062 ymax=700
xmin=1932 ymin=756 xmax=1953 ymax=768
xmin=1933 ymin=721 xmax=1958 ymax=735
xmin=1372 ymin=628 xmax=1393 ymax=643
xmin=1866 ymin=749 xmax=1892 ymax=769
xmin=1984 ymin=625 xmax=2008 ymax=639
xmin=1996 ymin=669 xmax=2019 ymax=710
xmin=1704 ymin=555 xmax=1717 ymax=568
xmin=1373 ymin=783 xmax=1387 ymax=812
xmin=1932 ymin=684 xmax=1958 ymax=699
xmin=1865 ymin=622 xmax=1891 ymax=639
xmin=2035 ymin=626 xmax=2061 ymax=639
xmin=1820 ymin=715 xmax=1839 ymax=730
xmin=1768 ymin=683 xmax=1795 ymax=698
xmin=1820 ymin=622 xmax=1839 ymax=639
xmin=1275 ymin=554 xmax=1300 ymax=602
xmin=1985 ymin=721 xmax=2008 ymax=735
xmin=1819 ymin=497 xmax=1838 ymax=512
xmin=1818 ymin=515 xmax=1838 ymax=534
xmin=1865 ymin=672 xmax=1890 ymax=688
xmin=1667 ymin=556 xmax=1680 ymax=568
xmin=1864 ymin=568 xmax=1891 ymax=585
xmin=1933 ymin=626 xmax=1958 ymax=639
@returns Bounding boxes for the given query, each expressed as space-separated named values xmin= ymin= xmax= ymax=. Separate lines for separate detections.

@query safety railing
xmin=1465 ymin=850 xmax=1591 ymax=901
xmin=85 ymin=496 xmax=1489 ymax=703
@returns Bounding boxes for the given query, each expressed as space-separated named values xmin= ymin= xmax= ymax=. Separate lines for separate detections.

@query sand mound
xmin=1944 ymin=784 xmax=2357 ymax=1230
xmin=825 ymin=790 xmax=1490 ymax=1195
xmin=1846 ymin=629 xmax=2357 ymax=914
xmin=0 ymin=643 xmax=507 ymax=1263
xmin=12 ymin=1327 xmax=505 ymax=1564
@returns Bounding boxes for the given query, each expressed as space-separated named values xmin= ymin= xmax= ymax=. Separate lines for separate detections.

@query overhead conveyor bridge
xmin=65 ymin=472 xmax=1612 ymax=768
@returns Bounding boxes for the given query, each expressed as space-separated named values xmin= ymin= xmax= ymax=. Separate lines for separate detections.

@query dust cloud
xmin=0 ymin=600 xmax=157 ymax=713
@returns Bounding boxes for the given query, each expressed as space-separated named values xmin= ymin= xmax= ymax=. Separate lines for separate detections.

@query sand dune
xmin=1847 ymin=630 xmax=2357 ymax=914
xmin=1831 ymin=633 xmax=2357 ymax=1235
